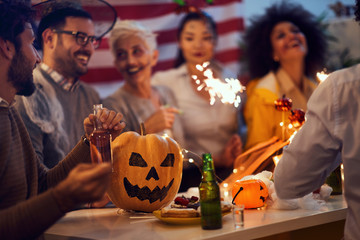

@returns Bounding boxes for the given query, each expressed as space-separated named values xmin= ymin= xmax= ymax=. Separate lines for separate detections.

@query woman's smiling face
xmin=178 ymin=19 xmax=216 ymax=66
xmin=113 ymin=35 xmax=158 ymax=87
xmin=270 ymin=21 xmax=308 ymax=63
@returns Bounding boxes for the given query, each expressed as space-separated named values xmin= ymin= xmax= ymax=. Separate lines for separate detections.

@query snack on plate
xmin=160 ymin=196 xmax=232 ymax=218
xmin=171 ymin=196 xmax=200 ymax=209
xmin=160 ymin=208 xmax=200 ymax=218
xmin=221 ymin=201 xmax=232 ymax=213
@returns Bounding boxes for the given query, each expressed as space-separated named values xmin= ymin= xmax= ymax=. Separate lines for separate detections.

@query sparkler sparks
xmin=192 ymin=62 xmax=245 ymax=107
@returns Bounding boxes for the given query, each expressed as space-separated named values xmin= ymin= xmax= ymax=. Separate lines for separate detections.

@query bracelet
xmin=82 ymin=135 xmax=90 ymax=146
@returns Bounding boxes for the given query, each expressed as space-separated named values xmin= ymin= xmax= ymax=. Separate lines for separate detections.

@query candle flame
xmin=273 ymin=155 xmax=281 ymax=166
xmin=194 ymin=62 xmax=245 ymax=107
xmin=317 ymin=71 xmax=329 ymax=83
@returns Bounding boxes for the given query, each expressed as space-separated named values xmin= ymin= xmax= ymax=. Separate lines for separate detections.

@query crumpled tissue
xmin=240 ymin=171 xmax=333 ymax=211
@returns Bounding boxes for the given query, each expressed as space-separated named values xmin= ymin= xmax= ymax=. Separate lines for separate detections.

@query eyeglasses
xmin=52 ymin=29 xmax=101 ymax=49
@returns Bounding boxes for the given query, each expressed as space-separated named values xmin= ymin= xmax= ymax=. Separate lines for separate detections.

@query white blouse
xmin=152 ymin=64 xmax=239 ymax=160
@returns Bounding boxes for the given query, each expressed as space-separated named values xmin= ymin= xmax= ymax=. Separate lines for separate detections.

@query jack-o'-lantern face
xmin=107 ymin=131 xmax=183 ymax=212
xmin=124 ymin=152 xmax=175 ymax=203
xmin=232 ymin=179 xmax=269 ymax=209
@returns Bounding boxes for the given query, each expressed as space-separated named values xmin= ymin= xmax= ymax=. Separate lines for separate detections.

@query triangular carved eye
xmin=160 ymin=153 xmax=175 ymax=167
xmin=260 ymin=185 xmax=264 ymax=190
xmin=129 ymin=152 xmax=147 ymax=167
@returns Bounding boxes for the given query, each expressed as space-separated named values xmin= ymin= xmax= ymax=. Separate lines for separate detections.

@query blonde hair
xmin=109 ymin=20 xmax=157 ymax=56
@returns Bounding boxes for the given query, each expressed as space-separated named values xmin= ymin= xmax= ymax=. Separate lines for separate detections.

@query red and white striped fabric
xmin=42 ymin=0 xmax=245 ymax=97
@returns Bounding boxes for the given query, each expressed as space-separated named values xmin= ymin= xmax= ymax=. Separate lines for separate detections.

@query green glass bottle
xmin=199 ymin=153 xmax=222 ymax=230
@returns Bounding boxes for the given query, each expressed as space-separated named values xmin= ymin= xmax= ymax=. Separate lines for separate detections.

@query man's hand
xmin=89 ymin=194 xmax=111 ymax=208
xmin=84 ymin=108 xmax=126 ymax=139
xmin=223 ymin=134 xmax=243 ymax=167
xmin=215 ymin=134 xmax=243 ymax=168
xmin=52 ymin=163 xmax=112 ymax=212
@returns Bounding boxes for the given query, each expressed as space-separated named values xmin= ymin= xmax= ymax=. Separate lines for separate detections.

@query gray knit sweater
xmin=0 ymin=105 xmax=91 ymax=240
xmin=15 ymin=66 xmax=100 ymax=169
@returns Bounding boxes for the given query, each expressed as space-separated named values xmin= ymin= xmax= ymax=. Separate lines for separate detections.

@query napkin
xmin=240 ymin=171 xmax=332 ymax=211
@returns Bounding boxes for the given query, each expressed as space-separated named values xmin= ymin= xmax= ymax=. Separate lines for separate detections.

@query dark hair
xmin=0 ymin=1 xmax=35 ymax=51
xmin=174 ymin=11 xmax=217 ymax=68
xmin=36 ymin=1 xmax=92 ymax=49
xmin=355 ymin=0 xmax=360 ymax=22
xmin=244 ymin=1 xmax=327 ymax=79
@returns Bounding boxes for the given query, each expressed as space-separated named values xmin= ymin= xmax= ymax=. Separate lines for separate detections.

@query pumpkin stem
xmin=140 ymin=122 xmax=146 ymax=136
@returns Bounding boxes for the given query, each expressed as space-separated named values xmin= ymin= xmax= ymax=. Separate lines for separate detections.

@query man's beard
xmin=56 ymin=51 xmax=89 ymax=79
xmin=8 ymin=50 xmax=36 ymax=96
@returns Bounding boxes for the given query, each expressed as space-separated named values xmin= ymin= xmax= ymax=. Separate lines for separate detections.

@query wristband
xmin=82 ymin=135 xmax=90 ymax=146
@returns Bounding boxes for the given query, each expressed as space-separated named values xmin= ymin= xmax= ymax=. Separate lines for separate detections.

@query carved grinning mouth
xmin=123 ymin=178 xmax=174 ymax=203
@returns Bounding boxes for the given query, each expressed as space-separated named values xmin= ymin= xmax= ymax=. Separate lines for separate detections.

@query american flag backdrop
xmin=34 ymin=0 xmax=245 ymax=97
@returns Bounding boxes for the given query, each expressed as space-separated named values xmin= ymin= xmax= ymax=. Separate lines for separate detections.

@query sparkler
xmin=192 ymin=62 xmax=245 ymax=107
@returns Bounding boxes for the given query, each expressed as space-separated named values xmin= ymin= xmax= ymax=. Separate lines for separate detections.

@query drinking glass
xmin=232 ymin=204 xmax=244 ymax=228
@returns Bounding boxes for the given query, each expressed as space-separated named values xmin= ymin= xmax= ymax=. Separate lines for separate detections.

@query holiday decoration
xmin=232 ymin=179 xmax=269 ymax=209
xmin=289 ymin=109 xmax=305 ymax=128
xmin=173 ymin=0 xmax=214 ymax=14
xmin=274 ymin=95 xmax=292 ymax=111
xmin=107 ymin=127 xmax=183 ymax=212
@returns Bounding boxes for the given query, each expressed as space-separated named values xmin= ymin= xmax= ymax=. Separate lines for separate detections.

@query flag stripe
xmin=98 ymin=17 xmax=244 ymax=50
xmin=81 ymin=0 xmax=243 ymax=21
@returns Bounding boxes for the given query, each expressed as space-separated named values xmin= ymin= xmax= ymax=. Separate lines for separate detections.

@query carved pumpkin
xmin=232 ymin=179 xmax=269 ymax=209
xmin=107 ymin=131 xmax=183 ymax=212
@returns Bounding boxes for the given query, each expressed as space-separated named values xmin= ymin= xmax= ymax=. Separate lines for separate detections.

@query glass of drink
xmin=90 ymin=104 xmax=113 ymax=164
xmin=232 ymin=203 xmax=244 ymax=229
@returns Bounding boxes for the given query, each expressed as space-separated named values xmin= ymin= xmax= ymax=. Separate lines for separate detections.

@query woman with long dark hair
xmin=152 ymin=11 xmax=243 ymax=190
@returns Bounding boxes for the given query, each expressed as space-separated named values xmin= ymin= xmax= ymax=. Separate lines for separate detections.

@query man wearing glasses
xmin=15 ymin=1 xmax=104 ymax=170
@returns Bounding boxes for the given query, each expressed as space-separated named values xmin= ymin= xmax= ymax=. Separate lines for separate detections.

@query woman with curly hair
xmin=243 ymin=1 xmax=327 ymax=149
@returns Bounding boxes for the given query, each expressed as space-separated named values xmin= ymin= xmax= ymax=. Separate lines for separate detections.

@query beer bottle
xmin=199 ymin=153 xmax=222 ymax=230
xmin=90 ymin=104 xmax=113 ymax=164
